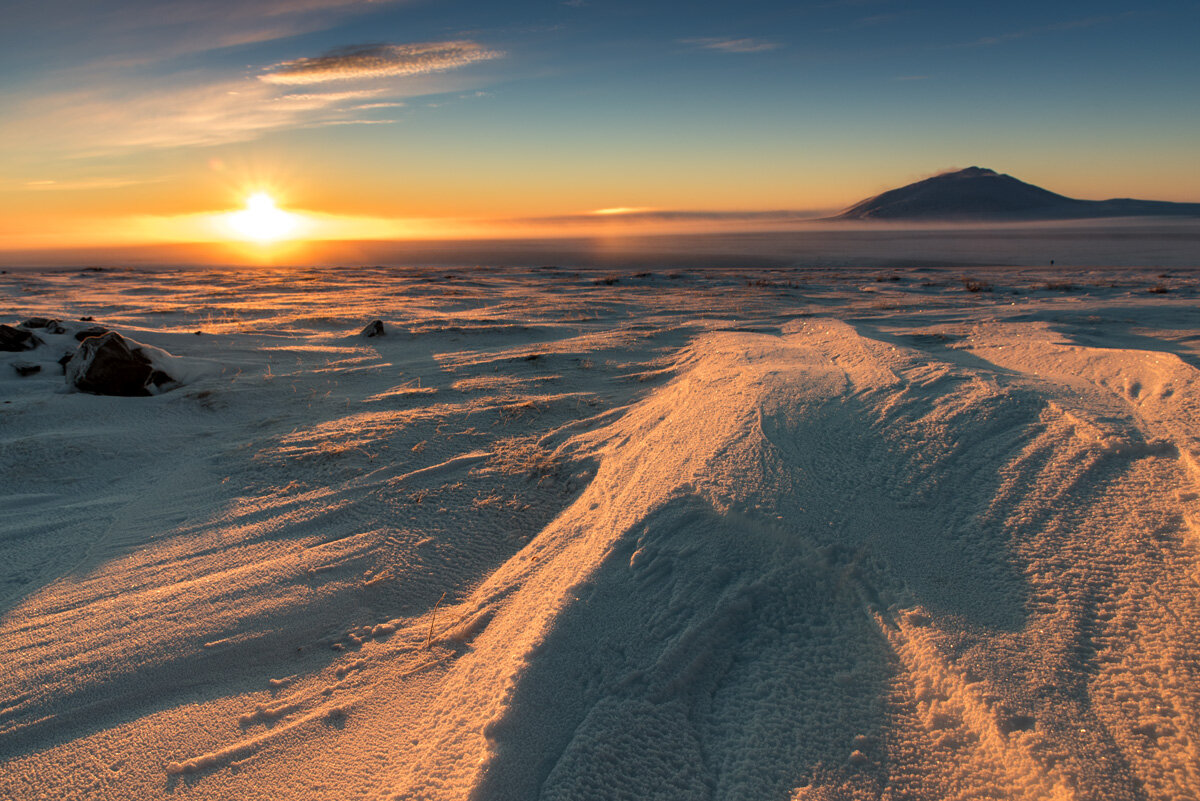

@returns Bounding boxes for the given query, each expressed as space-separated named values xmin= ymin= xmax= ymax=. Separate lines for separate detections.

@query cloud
xmin=7 ymin=0 xmax=409 ymax=69
xmin=3 ymin=42 xmax=495 ymax=157
xmin=516 ymin=208 xmax=832 ymax=226
xmin=1 ymin=78 xmax=397 ymax=155
xmin=310 ymin=118 xmax=398 ymax=126
xmin=21 ymin=177 xmax=161 ymax=191
xmin=681 ymin=37 xmax=781 ymax=54
xmin=276 ymin=89 xmax=384 ymax=106
xmin=259 ymin=41 xmax=502 ymax=85
xmin=961 ymin=15 xmax=1126 ymax=47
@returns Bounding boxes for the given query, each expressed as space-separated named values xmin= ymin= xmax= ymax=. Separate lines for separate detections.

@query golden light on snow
xmin=6 ymin=262 xmax=1200 ymax=798
xmin=225 ymin=192 xmax=300 ymax=243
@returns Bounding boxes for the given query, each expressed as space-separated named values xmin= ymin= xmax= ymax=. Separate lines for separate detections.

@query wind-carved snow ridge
xmin=3 ymin=265 xmax=1200 ymax=800
xmin=424 ymin=320 xmax=1200 ymax=801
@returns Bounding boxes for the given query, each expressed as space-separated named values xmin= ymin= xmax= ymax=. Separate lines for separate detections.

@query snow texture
xmin=2 ymin=258 xmax=1200 ymax=800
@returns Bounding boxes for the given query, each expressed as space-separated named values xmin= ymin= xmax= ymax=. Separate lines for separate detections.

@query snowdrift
xmin=418 ymin=321 xmax=1200 ymax=800
xmin=2 ymin=266 xmax=1199 ymax=800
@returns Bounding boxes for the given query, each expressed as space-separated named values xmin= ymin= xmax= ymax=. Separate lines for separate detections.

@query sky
xmin=1 ymin=0 xmax=1198 ymax=250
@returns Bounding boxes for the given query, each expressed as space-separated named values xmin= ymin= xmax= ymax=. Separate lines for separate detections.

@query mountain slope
xmin=837 ymin=167 xmax=1200 ymax=221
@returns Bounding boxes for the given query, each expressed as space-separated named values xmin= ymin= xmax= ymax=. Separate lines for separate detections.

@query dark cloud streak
xmin=259 ymin=41 xmax=502 ymax=84
xmin=679 ymin=37 xmax=781 ymax=54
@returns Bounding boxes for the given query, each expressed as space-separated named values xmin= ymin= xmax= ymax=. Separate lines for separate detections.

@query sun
xmin=226 ymin=192 xmax=299 ymax=243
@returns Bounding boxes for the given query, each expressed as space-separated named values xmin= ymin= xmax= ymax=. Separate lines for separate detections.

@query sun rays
xmin=225 ymin=192 xmax=300 ymax=243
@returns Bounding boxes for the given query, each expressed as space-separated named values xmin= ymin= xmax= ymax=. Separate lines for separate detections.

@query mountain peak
xmin=835 ymin=167 xmax=1065 ymax=220
xmin=835 ymin=168 xmax=1200 ymax=220
xmin=947 ymin=166 xmax=999 ymax=178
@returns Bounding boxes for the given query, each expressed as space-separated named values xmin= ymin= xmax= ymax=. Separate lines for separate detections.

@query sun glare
xmin=227 ymin=192 xmax=299 ymax=243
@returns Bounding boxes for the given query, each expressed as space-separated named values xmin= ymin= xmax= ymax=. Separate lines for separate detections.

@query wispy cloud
xmin=680 ymin=37 xmax=781 ymax=54
xmin=259 ymin=41 xmax=502 ymax=85
xmin=3 ymin=37 xmax=503 ymax=157
xmin=961 ymin=15 xmax=1126 ymax=47
xmin=516 ymin=208 xmax=832 ymax=226
xmin=275 ymin=89 xmax=383 ymax=105
xmin=6 ymin=0 xmax=410 ymax=69
xmin=2 ymin=78 xmax=398 ymax=155
xmin=310 ymin=118 xmax=399 ymax=126
xmin=21 ymin=177 xmax=162 ymax=191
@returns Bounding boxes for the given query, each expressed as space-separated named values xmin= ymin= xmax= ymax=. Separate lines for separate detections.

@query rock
xmin=360 ymin=319 xmax=386 ymax=337
xmin=12 ymin=361 xmax=41 ymax=377
xmin=75 ymin=326 xmax=110 ymax=342
xmin=1 ymin=324 xmax=39 ymax=352
xmin=149 ymin=369 xmax=174 ymax=389
xmin=65 ymin=332 xmax=174 ymax=396
xmin=20 ymin=317 xmax=67 ymax=334
xmin=58 ymin=352 xmax=73 ymax=374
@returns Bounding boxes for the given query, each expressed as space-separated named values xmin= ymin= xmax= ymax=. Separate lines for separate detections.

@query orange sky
xmin=2 ymin=1 xmax=1197 ymax=253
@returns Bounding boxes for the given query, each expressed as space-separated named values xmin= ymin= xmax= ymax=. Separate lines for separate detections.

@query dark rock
xmin=65 ymin=332 xmax=173 ymax=396
xmin=75 ymin=326 xmax=110 ymax=342
xmin=21 ymin=318 xmax=66 ymax=334
xmin=79 ymin=316 xmax=94 ymax=321
xmin=360 ymin=320 xmax=385 ymax=337
xmin=58 ymin=352 xmax=73 ymax=374
xmin=13 ymin=361 xmax=41 ymax=377
xmin=1 ymin=324 xmax=39 ymax=352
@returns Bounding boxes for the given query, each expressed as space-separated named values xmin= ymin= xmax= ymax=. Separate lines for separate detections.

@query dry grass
xmin=496 ymin=398 xmax=543 ymax=423
xmin=484 ymin=435 xmax=562 ymax=478
xmin=424 ymin=592 xmax=446 ymax=649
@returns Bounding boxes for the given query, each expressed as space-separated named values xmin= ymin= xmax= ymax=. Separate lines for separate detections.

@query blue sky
xmin=1 ymin=0 xmax=1197 ymax=246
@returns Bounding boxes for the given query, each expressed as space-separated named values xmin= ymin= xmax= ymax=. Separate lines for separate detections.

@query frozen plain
xmin=2 ymin=256 xmax=1200 ymax=800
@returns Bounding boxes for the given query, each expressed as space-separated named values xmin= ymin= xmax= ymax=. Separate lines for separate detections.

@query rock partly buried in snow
xmin=360 ymin=319 xmax=386 ymax=337
xmin=12 ymin=361 xmax=41 ymax=377
xmin=75 ymin=326 xmax=111 ymax=342
xmin=65 ymin=332 xmax=176 ymax=396
xmin=21 ymin=318 xmax=66 ymax=334
xmin=1 ymin=324 xmax=40 ymax=352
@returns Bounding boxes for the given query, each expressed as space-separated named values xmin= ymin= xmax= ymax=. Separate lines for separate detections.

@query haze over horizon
xmin=2 ymin=0 xmax=1198 ymax=251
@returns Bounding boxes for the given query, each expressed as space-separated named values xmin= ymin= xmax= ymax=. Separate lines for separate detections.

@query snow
xmin=2 ymin=260 xmax=1200 ymax=799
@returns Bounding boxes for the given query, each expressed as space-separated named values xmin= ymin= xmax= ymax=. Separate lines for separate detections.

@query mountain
xmin=836 ymin=167 xmax=1200 ymax=221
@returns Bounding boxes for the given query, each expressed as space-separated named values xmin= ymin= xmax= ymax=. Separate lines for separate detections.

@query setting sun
xmin=226 ymin=192 xmax=299 ymax=243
